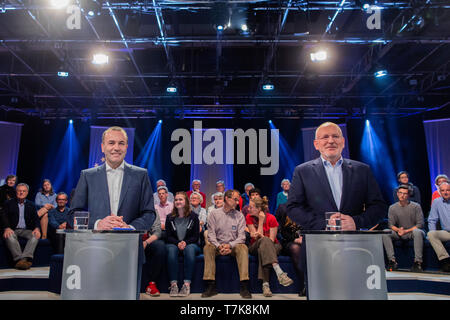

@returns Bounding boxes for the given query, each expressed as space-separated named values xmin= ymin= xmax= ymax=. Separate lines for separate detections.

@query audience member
xmin=382 ymin=185 xmax=425 ymax=272
xmin=207 ymin=192 xmax=224 ymax=215
xmin=211 ymin=180 xmax=225 ymax=203
xmin=242 ymin=188 xmax=266 ymax=217
xmin=246 ymin=196 xmax=293 ymax=297
xmin=47 ymin=192 xmax=71 ymax=254
xmin=35 ymin=179 xmax=57 ymax=239
xmin=0 ymin=183 xmax=40 ymax=270
xmin=392 ymin=171 xmax=421 ymax=205
xmin=143 ymin=210 xmax=166 ymax=297
xmin=154 ymin=186 xmax=173 ymax=240
xmin=276 ymin=179 xmax=290 ymax=209
xmin=165 ymin=192 xmax=200 ymax=297
xmin=0 ymin=175 xmax=17 ymax=208
xmin=432 ymin=174 xmax=449 ymax=204
xmin=276 ymin=202 xmax=305 ymax=296
xmin=187 ymin=179 xmax=206 ymax=208
xmin=190 ymin=191 xmax=207 ymax=230
xmin=427 ymin=182 xmax=450 ymax=272
xmin=202 ymin=189 xmax=251 ymax=299
xmin=153 ymin=179 xmax=174 ymax=206
xmin=241 ymin=183 xmax=254 ymax=207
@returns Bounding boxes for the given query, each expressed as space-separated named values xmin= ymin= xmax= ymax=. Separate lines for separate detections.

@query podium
xmin=302 ymin=230 xmax=390 ymax=300
xmin=60 ymin=230 xmax=142 ymax=300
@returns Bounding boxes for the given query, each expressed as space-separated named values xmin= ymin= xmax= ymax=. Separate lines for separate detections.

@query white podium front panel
xmin=61 ymin=231 xmax=139 ymax=300
xmin=305 ymin=232 xmax=388 ymax=300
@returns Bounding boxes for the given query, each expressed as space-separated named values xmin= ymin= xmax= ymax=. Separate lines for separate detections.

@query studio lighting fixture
xmin=158 ymin=120 xmax=163 ymax=124
xmin=50 ymin=0 xmax=70 ymax=8
xmin=166 ymin=83 xmax=177 ymax=93
xmin=310 ymin=50 xmax=327 ymax=62
xmin=374 ymin=69 xmax=388 ymax=78
xmin=92 ymin=53 xmax=109 ymax=65
xmin=57 ymin=71 xmax=69 ymax=77
xmin=69 ymin=119 xmax=73 ymax=124
xmin=262 ymin=79 xmax=274 ymax=91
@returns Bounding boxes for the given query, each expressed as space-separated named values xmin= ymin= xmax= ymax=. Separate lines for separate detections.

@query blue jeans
xmin=166 ymin=243 xmax=200 ymax=283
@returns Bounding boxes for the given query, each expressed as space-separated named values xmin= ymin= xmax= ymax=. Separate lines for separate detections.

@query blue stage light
xmin=69 ymin=119 xmax=73 ymax=124
xmin=166 ymin=86 xmax=177 ymax=93
xmin=57 ymin=71 xmax=69 ymax=77
xmin=216 ymin=25 xmax=224 ymax=31
xmin=365 ymin=119 xmax=370 ymax=126
xmin=158 ymin=119 xmax=163 ymax=124
xmin=268 ymin=120 xmax=272 ymax=124
xmin=262 ymin=82 xmax=274 ymax=91
xmin=374 ymin=70 xmax=388 ymax=78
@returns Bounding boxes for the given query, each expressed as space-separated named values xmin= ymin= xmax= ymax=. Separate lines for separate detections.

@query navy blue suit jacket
xmin=0 ymin=199 xmax=39 ymax=231
xmin=70 ymin=162 xmax=156 ymax=231
xmin=286 ymin=157 xmax=387 ymax=231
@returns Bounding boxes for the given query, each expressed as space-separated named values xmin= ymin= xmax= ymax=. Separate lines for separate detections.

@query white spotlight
xmin=310 ymin=50 xmax=327 ymax=62
xmin=241 ymin=24 xmax=248 ymax=32
xmin=50 ymin=0 xmax=70 ymax=8
xmin=92 ymin=53 xmax=109 ymax=65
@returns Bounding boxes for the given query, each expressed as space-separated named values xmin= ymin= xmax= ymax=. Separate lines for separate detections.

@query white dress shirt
xmin=321 ymin=156 xmax=343 ymax=210
xmin=106 ymin=161 xmax=125 ymax=216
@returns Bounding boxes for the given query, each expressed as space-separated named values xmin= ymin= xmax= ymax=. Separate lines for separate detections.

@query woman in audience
xmin=432 ymin=174 xmax=449 ymax=204
xmin=275 ymin=202 xmax=305 ymax=296
xmin=35 ymin=179 xmax=57 ymax=239
xmin=246 ymin=196 xmax=293 ymax=297
xmin=165 ymin=191 xmax=200 ymax=297
xmin=276 ymin=179 xmax=290 ymax=209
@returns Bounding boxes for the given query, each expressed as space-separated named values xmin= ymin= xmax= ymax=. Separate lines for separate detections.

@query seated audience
xmin=242 ymin=188 xmax=267 ymax=217
xmin=202 ymin=189 xmax=251 ymax=299
xmin=187 ymin=179 xmax=206 ymax=208
xmin=382 ymin=185 xmax=425 ymax=272
xmin=392 ymin=171 xmax=421 ymax=205
xmin=165 ymin=192 xmax=200 ymax=297
xmin=190 ymin=191 xmax=207 ymax=231
xmin=427 ymin=182 xmax=450 ymax=272
xmin=143 ymin=211 xmax=166 ymax=297
xmin=47 ymin=192 xmax=71 ymax=254
xmin=241 ymin=183 xmax=254 ymax=207
xmin=276 ymin=179 xmax=290 ymax=209
xmin=0 ymin=174 xmax=17 ymax=209
xmin=246 ymin=196 xmax=293 ymax=297
xmin=432 ymin=174 xmax=449 ymax=204
xmin=154 ymin=186 xmax=173 ymax=240
xmin=35 ymin=179 xmax=57 ymax=239
xmin=276 ymin=202 xmax=305 ymax=296
xmin=0 ymin=183 xmax=40 ymax=270
xmin=153 ymin=179 xmax=174 ymax=206
xmin=211 ymin=180 xmax=225 ymax=204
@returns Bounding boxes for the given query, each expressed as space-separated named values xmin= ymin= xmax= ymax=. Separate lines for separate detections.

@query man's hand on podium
xmin=97 ymin=215 xmax=128 ymax=230
xmin=340 ymin=214 xmax=356 ymax=231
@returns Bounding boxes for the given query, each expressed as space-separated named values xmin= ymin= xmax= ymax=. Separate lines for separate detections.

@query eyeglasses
xmin=316 ymin=134 xmax=342 ymax=141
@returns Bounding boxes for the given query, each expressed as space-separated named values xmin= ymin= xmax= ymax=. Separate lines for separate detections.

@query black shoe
xmin=386 ymin=260 xmax=398 ymax=271
xmin=298 ymin=287 xmax=306 ymax=297
xmin=201 ymin=281 xmax=218 ymax=298
xmin=440 ymin=257 xmax=450 ymax=273
xmin=239 ymin=281 xmax=252 ymax=299
xmin=410 ymin=261 xmax=423 ymax=273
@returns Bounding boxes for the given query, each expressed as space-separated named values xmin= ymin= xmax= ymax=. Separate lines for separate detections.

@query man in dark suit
xmin=286 ymin=122 xmax=387 ymax=286
xmin=1 ymin=183 xmax=41 ymax=270
xmin=70 ymin=126 xmax=156 ymax=231
xmin=287 ymin=121 xmax=387 ymax=231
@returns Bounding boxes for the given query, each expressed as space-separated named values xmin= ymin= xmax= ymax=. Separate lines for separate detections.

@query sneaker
xmin=386 ymin=260 xmax=398 ymax=271
xmin=169 ymin=283 xmax=179 ymax=297
xmin=262 ymin=283 xmax=272 ymax=297
xmin=201 ymin=281 xmax=218 ymax=298
xmin=145 ymin=282 xmax=160 ymax=297
xmin=277 ymin=272 xmax=294 ymax=287
xmin=239 ymin=281 xmax=252 ymax=299
xmin=410 ymin=261 xmax=423 ymax=273
xmin=179 ymin=283 xmax=191 ymax=297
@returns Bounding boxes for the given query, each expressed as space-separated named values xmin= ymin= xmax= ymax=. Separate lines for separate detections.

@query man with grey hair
xmin=1 ymin=183 xmax=40 ymax=270
xmin=427 ymin=182 xmax=450 ymax=272
xmin=153 ymin=179 xmax=174 ymax=206
xmin=276 ymin=178 xmax=290 ymax=209
xmin=432 ymin=174 xmax=449 ymax=204
xmin=187 ymin=179 xmax=206 ymax=208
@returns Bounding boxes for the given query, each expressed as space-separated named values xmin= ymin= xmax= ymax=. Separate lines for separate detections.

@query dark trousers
xmin=143 ymin=239 xmax=167 ymax=282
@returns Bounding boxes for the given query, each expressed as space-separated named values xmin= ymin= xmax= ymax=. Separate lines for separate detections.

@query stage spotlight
xmin=92 ymin=53 xmax=109 ymax=65
xmin=216 ymin=24 xmax=225 ymax=31
xmin=310 ymin=50 xmax=327 ymax=62
xmin=262 ymin=80 xmax=274 ymax=91
xmin=166 ymin=83 xmax=177 ymax=93
xmin=365 ymin=119 xmax=370 ymax=126
xmin=241 ymin=24 xmax=248 ymax=32
xmin=268 ymin=120 xmax=272 ymax=124
xmin=374 ymin=69 xmax=387 ymax=78
xmin=50 ymin=0 xmax=70 ymax=8
xmin=355 ymin=0 xmax=376 ymax=11
xmin=57 ymin=71 xmax=69 ymax=77
xmin=212 ymin=2 xmax=231 ymax=32
xmin=69 ymin=119 xmax=73 ymax=124
xmin=158 ymin=119 xmax=163 ymax=124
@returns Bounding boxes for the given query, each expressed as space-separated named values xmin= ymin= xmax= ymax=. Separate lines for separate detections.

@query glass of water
xmin=74 ymin=211 xmax=90 ymax=230
xmin=325 ymin=212 xmax=341 ymax=231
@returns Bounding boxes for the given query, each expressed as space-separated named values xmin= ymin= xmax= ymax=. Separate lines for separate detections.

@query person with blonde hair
xmin=246 ymin=196 xmax=293 ymax=297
